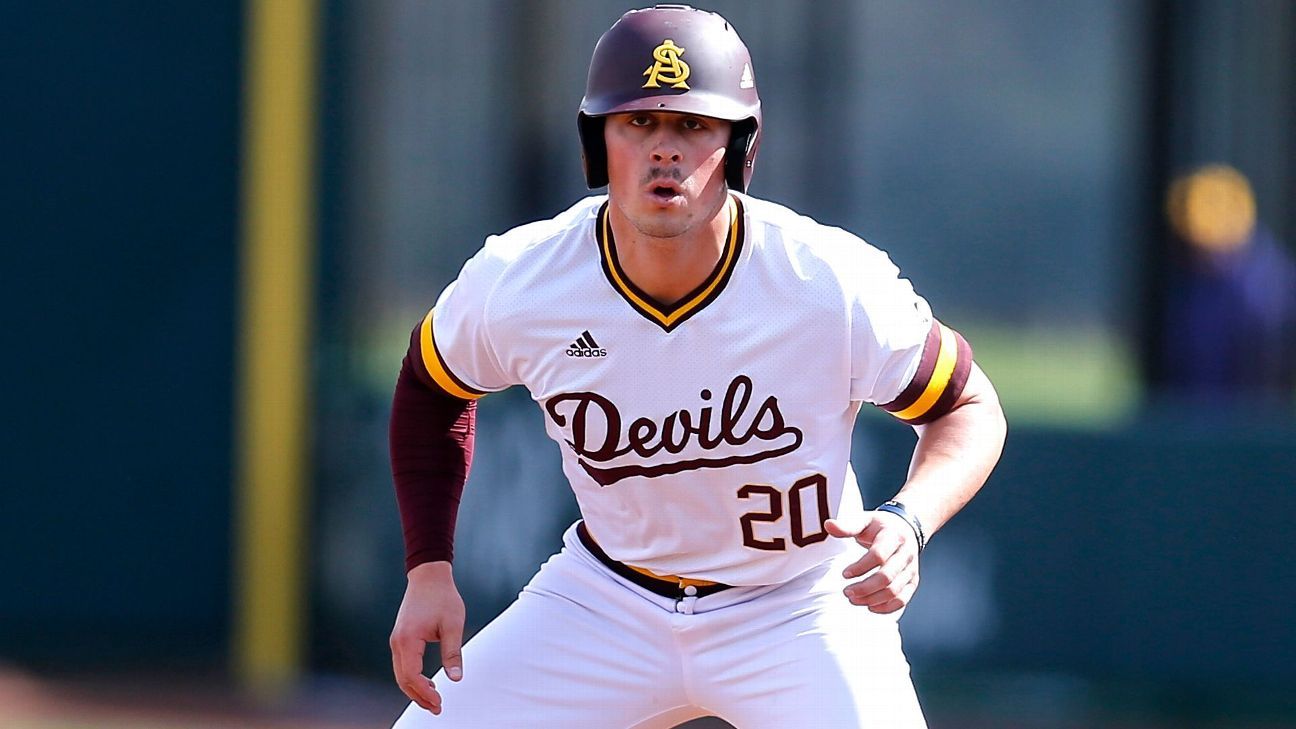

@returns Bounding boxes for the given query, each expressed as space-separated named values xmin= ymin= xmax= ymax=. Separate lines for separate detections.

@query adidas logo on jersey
xmin=566 ymin=330 xmax=607 ymax=358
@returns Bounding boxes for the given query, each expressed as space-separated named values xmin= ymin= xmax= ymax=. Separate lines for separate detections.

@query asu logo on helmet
xmin=642 ymin=39 xmax=691 ymax=89
xmin=577 ymin=5 xmax=763 ymax=192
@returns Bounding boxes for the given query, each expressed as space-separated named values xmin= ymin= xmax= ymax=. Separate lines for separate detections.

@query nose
xmin=651 ymin=147 xmax=682 ymax=164
xmin=649 ymin=130 xmax=682 ymax=165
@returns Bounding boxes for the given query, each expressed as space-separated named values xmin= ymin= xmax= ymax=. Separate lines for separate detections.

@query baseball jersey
xmin=413 ymin=192 xmax=971 ymax=586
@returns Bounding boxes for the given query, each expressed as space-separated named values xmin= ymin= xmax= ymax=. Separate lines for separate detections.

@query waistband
xmin=576 ymin=521 xmax=733 ymax=600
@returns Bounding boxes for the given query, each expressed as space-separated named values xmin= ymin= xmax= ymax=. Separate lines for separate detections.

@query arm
xmin=826 ymin=362 xmax=1006 ymax=613
xmin=895 ymin=362 xmax=1006 ymax=535
xmin=388 ymin=344 xmax=477 ymax=714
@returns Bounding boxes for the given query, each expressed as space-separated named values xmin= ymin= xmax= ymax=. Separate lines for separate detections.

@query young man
xmin=388 ymin=6 xmax=1006 ymax=727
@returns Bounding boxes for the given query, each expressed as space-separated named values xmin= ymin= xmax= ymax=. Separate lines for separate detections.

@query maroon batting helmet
xmin=578 ymin=5 xmax=762 ymax=192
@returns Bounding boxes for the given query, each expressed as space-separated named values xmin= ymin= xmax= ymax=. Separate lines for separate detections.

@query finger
xmin=391 ymin=633 xmax=442 ymax=712
xmin=439 ymin=622 xmax=465 ymax=682
xmin=846 ymin=577 xmax=910 ymax=609
xmin=828 ymin=513 xmax=890 ymax=549
xmin=824 ymin=518 xmax=859 ymax=539
xmin=400 ymin=676 xmax=443 ymax=715
xmin=853 ymin=513 xmax=890 ymax=547
xmin=845 ymin=557 xmax=915 ymax=605
xmin=846 ymin=557 xmax=919 ymax=608
xmin=842 ymin=529 xmax=903 ymax=579
xmin=846 ymin=548 xmax=915 ymax=595
xmin=869 ymin=576 xmax=920 ymax=614
xmin=869 ymin=597 xmax=906 ymax=614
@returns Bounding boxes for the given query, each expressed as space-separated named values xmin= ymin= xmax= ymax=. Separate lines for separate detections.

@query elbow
xmin=980 ymin=373 xmax=1008 ymax=455
xmin=960 ymin=364 xmax=1008 ymax=460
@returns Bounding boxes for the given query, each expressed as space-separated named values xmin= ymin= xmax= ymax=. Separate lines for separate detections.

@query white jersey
xmin=414 ymin=192 xmax=971 ymax=586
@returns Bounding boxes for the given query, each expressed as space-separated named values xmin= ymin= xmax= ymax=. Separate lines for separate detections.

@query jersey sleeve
xmin=408 ymin=242 xmax=514 ymax=400
xmin=848 ymin=248 xmax=973 ymax=425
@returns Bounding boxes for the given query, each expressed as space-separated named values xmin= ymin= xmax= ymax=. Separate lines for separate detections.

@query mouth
xmin=644 ymin=180 xmax=685 ymax=205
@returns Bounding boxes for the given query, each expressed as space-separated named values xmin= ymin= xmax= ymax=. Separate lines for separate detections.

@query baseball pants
xmin=392 ymin=521 xmax=927 ymax=728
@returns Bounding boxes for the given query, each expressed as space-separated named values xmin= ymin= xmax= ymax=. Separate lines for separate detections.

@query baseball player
xmin=388 ymin=6 xmax=1006 ymax=727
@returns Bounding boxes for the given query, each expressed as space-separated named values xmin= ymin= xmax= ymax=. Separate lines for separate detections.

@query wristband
xmin=876 ymin=500 xmax=927 ymax=553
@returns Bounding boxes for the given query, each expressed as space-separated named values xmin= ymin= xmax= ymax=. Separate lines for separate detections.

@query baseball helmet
xmin=578 ymin=4 xmax=762 ymax=192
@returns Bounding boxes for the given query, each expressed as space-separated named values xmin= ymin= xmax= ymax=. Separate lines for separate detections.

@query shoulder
xmin=439 ymin=195 xmax=603 ymax=323
xmin=738 ymin=193 xmax=900 ymax=283
xmin=453 ymin=195 xmax=603 ymax=293
xmin=478 ymin=195 xmax=604 ymax=268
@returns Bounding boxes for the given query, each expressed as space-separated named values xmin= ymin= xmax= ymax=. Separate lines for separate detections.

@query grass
xmin=958 ymin=322 xmax=1141 ymax=427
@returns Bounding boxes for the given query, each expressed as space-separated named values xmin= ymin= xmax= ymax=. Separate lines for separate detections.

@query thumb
xmin=440 ymin=622 xmax=464 ymax=682
xmin=824 ymin=518 xmax=859 ymax=539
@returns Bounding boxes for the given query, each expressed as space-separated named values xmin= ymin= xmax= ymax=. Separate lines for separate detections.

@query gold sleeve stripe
xmin=890 ymin=324 xmax=959 ymax=421
xmin=419 ymin=309 xmax=486 ymax=400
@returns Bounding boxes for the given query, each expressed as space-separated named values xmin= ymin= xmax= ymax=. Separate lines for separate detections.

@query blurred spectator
xmin=1159 ymin=164 xmax=1296 ymax=408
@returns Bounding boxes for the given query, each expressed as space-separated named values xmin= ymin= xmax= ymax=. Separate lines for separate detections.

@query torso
xmin=432 ymin=192 xmax=932 ymax=585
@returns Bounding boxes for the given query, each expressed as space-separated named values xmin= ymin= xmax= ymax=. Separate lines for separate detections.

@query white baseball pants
xmin=392 ymin=521 xmax=927 ymax=728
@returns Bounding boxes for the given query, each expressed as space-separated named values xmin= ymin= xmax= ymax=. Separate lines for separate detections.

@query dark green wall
xmin=0 ymin=3 xmax=242 ymax=669
xmin=859 ymin=413 xmax=1296 ymax=686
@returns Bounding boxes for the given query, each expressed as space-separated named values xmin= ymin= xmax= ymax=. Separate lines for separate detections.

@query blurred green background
xmin=3 ymin=1 xmax=1295 ymax=727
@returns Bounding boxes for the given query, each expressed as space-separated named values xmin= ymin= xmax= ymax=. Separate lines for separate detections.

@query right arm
xmin=388 ymin=242 xmax=513 ymax=712
xmin=388 ymin=328 xmax=478 ymax=715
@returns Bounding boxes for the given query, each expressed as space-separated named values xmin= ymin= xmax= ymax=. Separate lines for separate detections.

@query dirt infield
xmin=0 ymin=668 xmax=385 ymax=729
xmin=4 ymin=667 xmax=1292 ymax=729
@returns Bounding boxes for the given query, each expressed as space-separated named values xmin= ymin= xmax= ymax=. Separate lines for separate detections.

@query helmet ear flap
xmin=578 ymin=114 xmax=608 ymax=189
xmin=725 ymin=119 xmax=758 ymax=193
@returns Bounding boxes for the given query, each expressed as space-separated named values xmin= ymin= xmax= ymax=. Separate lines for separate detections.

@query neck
xmin=608 ymin=194 xmax=734 ymax=306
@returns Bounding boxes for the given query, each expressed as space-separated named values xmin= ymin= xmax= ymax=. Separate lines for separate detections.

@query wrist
xmin=407 ymin=560 xmax=454 ymax=582
xmin=875 ymin=500 xmax=927 ymax=553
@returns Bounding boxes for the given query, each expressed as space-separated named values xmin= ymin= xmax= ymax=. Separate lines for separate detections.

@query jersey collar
xmin=596 ymin=194 xmax=745 ymax=332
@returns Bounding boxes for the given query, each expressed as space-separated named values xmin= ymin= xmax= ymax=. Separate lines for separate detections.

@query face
xmin=603 ymin=111 xmax=732 ymax=239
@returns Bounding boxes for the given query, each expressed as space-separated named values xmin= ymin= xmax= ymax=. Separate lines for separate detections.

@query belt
xmin=576 ymin=521 xmax=732 ymax=600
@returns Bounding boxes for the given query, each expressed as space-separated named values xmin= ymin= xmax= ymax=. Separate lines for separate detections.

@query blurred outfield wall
xmin=313 ymin=2 xmax=1296 ymax=723
xmin=1 ymin=3 xmax=241 ymax=670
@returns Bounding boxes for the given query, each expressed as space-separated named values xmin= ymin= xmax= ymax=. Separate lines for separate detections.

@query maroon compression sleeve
xmin=389 ymin=347 xmax=477 ymax=572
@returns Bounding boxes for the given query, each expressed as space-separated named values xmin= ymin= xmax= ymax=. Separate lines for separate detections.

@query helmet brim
xmin=580 ymin=91 xmax=760 ymax=126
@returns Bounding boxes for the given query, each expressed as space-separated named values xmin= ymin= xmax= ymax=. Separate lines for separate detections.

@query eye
xmin=681 ymin=117 xmax=706 ymax=131
xmin=628 ymin=115 xmax=652 ymax=127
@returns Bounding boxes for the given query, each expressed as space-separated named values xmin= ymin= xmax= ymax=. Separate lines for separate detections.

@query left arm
xmin=825 ymin=362 xmax=1006 ymax=613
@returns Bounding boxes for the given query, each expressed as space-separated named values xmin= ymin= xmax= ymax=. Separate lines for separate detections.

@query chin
xmin=611 ymin=198 xmax=688 ymax=239
xmin=629 ymin=216 xmax=691 ymax=239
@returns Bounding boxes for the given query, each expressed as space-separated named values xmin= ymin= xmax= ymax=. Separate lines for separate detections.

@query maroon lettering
xmin=738 ymin=484 xmax=786 ymax=551
xmin=736 ymin=473 xmax=830 ymax=552
xmin=545 ymin=391 xmax=623 ymax=461
xmin=695 ymin=388 xmax=722 ymax=450
xmin=626 ymin=417 xmax=660 ymax=458
xmin=720 ymin=375 xmax=753 ymax=441
xmin=543 ymin=374 xmax=804 ymax=486
xmin=789 ymin=474 xmax=830 ymax=547
xmin=660 ymin=412 xmax=689 ymax=454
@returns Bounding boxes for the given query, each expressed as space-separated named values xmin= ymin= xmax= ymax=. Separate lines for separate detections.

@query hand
xmin=389 ymin=561 xmax=466 ymax=715
xmin=825 ymin=511 xmax=921 ymax=614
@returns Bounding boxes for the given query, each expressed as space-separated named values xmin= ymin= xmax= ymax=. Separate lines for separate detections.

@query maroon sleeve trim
xmin=390 ymin=348 xmax=476 ymax=571
xmin=881 ymin=321 xmax=943 ymax=413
